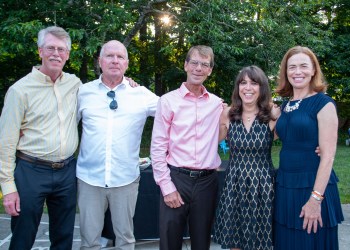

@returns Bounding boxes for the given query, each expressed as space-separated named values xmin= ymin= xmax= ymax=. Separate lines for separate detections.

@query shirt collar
xmin=98 ymin=74 xmax=127 ymax=91
xmin=179 ymin=82 xmax=209 ymax=99
xmin=32 ymin=66 xmax=64 ymax=84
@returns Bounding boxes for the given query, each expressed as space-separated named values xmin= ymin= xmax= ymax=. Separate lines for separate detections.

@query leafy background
xmin=0 ymin=1 xmax=349 ymax=122
xmin=0 ymin=0 xmax=350 ymax=208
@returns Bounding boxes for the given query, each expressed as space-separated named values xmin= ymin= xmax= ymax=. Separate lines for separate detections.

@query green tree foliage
xmin=174 ymin=0 xmax=336 ymax=101
xmin=321 ymin=0 xmax=350 ymax=103
xmin=0 ymin=0 xmax=349 ymax=109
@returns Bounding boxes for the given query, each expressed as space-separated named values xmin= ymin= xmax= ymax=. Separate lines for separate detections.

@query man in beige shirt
xmin=0 ymin=26 xmax=81 ymax=249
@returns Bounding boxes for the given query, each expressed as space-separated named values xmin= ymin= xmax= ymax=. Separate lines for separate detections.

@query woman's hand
xmin=218 ymin=106 xmax=230 ymax=142
xmin=315 ymin=146 xmax=321 ymax=156
xmin=300 ymin=197 xmax=323 ymax=233
xmin=271 ymin=103 xmax=281 ymax=120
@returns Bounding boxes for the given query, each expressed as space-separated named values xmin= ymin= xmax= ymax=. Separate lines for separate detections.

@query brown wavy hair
xmin=229 ymin=65 xmax=272 ymax=123
xmin=276 ymin=46 xmax=327 ymax=97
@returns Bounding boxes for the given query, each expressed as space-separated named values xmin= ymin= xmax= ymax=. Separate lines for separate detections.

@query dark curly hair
xmin=229 ymin=65 xmax=273 ymax=123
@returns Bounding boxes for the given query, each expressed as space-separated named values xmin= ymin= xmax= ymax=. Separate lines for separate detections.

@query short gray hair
xmin=99 ymin=40 xmax=128 ymax=60
xmin=37 ymin=26 xmax=71 ymax=50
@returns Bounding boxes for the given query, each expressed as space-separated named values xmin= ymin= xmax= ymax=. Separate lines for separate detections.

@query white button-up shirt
xmin=76 ymin=76 xmax=159 ymax=187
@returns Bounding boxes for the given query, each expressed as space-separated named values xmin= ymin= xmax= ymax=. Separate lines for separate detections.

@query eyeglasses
xmin=107 ymin=91 xmax=118 ymax=110
xmin=188 ymin=59 xmax=211 ymax=69
xmin=43 ymin=46 xmax=68 ymax=55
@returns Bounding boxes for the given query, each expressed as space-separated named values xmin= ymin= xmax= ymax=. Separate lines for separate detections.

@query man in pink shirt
xmin=151 ymin=45 xmax=223 ymax=250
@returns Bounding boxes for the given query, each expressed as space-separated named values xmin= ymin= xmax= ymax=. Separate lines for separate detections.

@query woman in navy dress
xmin=274 ymin=46 xmax=344 ymax=250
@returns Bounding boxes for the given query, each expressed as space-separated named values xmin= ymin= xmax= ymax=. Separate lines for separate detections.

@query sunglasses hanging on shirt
xmin=107 ymin=91 xmax=118 ymax=110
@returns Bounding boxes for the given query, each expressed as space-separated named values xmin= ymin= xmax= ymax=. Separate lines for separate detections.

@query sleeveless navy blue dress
xmin=274 ymin=93 xmax=344 ymax=250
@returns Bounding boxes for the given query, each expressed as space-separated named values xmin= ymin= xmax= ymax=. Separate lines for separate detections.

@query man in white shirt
xmin=76 ymin=40 xmax=159 ymax=250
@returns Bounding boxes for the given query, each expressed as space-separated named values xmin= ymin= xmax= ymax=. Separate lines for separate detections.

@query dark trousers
xmin=9 ymin=157 xmax=77 ymax=250
xmin=159 ymin=168 xmax=218 ymax=250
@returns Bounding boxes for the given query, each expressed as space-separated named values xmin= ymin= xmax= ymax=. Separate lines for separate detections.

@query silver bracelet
xmin=311 ymin=193 xmax=322 ymax=202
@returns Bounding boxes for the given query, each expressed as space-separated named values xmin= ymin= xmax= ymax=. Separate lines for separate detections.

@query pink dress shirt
xmin=151 ymin=83 xmax=223 ymax=196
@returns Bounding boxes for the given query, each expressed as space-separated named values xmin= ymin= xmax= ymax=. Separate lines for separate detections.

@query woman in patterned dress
xmin=213 ymin=65 xmax=280 ymax=250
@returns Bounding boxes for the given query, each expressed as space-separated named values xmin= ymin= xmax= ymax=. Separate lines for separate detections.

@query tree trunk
xmin=154 ymin=11 xmax=165 ymax=96
xmin=139 ymin=23 xmax=150 ymax=88
xmin=79 ymin=53 xmax=88 ymax=83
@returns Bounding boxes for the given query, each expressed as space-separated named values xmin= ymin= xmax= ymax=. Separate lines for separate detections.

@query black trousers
xmin=9 ymin=157 xmax=77 ymax=250
xmin=159 ymin=168 xmax=218 ymax=250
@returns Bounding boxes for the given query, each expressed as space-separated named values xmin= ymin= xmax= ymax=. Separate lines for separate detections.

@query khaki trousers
xmin=78 ymin=177 xmax=139 ymax=250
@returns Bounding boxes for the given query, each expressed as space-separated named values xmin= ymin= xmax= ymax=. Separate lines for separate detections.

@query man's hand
xmin=3 ymin=192 xmax=21 ymax=216
xmin=164 ymin=191 xmax=184 ymax=208
xmin=125 ymin=77 xmax=140 ymax=88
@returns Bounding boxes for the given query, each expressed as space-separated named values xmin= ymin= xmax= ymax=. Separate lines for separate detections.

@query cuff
xmin=1 ymin=182 xmax=17 ymax=196
xmin=160 ymin=181 xmax=177 ymax=197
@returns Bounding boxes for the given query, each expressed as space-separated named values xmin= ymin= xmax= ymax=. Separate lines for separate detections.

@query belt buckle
xmin=189 ymin=171 xmax=199 ymax=178
xmin=52 ymin=162 xmax=64 ymax=169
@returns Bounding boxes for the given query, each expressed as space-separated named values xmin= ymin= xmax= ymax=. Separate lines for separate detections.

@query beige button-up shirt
xmin=0 ymin=67 xmax=81 ymax=195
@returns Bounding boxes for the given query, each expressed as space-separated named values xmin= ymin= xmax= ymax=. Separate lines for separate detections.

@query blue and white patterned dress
xmin=213 ymin=118 xmax=275 ymax=250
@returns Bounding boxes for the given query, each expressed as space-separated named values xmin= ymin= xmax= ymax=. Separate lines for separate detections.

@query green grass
xmin=0 ymin=145 xmax=349 ymax=214
xmin=332 ymin=145 xmax=350 ymax=203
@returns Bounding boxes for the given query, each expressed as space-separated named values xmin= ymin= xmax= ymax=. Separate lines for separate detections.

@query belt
xmin=168 ymin=165 xmax=215 ymax=178
xmin=16 ymin=151 xmax=74 ymax=169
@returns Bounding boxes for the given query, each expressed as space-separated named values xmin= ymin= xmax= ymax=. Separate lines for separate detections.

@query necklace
xmin=284 ymin=94 xmax=309 ymax=113
xmin=284 ymin=99 xmax=302 ymax=112
xmin=243 ymin=112 xmax=257 ymax=122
